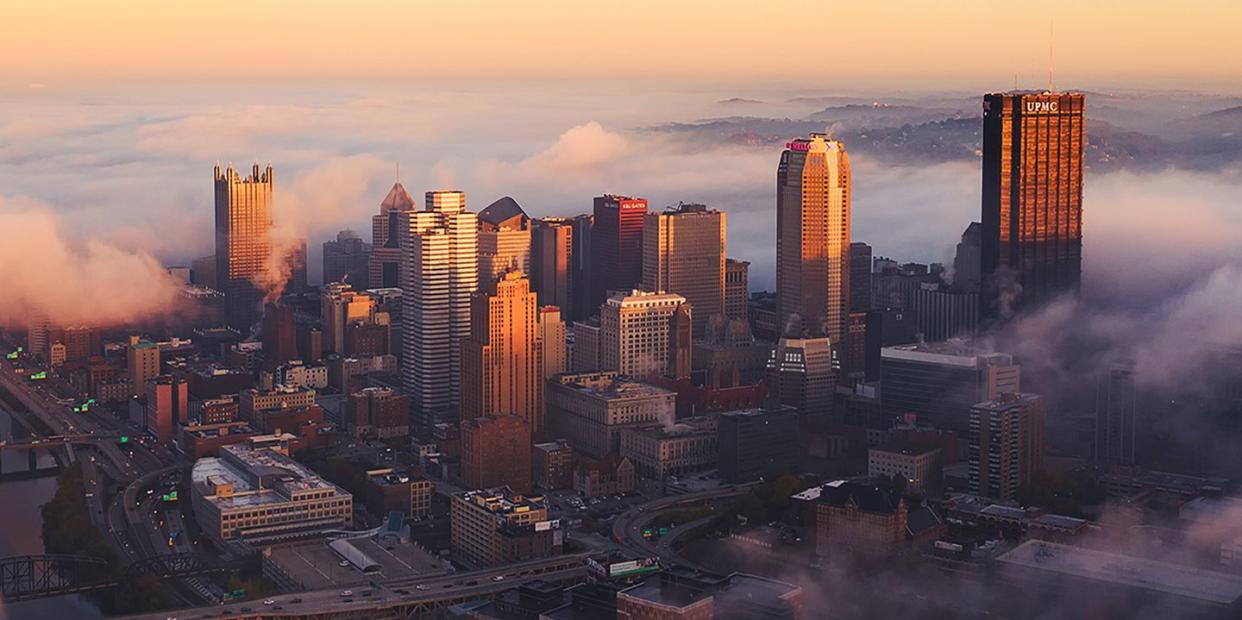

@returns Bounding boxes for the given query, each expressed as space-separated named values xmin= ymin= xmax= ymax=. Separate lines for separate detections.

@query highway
xmin=611 ymin=485 xmax=754 ymax=568
xmin=123 ymin=554 xmax=592 ymax=620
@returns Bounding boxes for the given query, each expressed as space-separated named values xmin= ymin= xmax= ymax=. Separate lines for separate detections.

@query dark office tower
xmin=777 ymin=134 xmax=851 ymax=344
xmin=368 ymin=182 xmax=416 ymax=289
xmin=913 ymin=286 xmax=979 ymax=342
xmin=766 ymin=337 xmax=834 ymax=417
xmin=532 ymin=218 xmax=574 ymax=317
xmin=953 ymin=222 xmax=982 ymax=294
xmin=323 ymin=230 xmax=371 ymax=285
xmin=261 ymin=302 xmax=297 ymax=363
xmin=849 ymin=242 xmax=872 ymax=312
xmin=980 ymin=92 xmax=1085 ymax=321
xmin=287 ymin=238 xmax=308 ymax=294
xmin=643 ymin=203 xmax=726 ymax=336
xmin=718 ymin=405 xmax=800 ymax=483
xmin=590 ymin=195 xmax=647 ymax=312
xmin=1095 ymin=360 xmax=1136 ymax=467
xmin=724 ymin=259 xmax=749 ymax=322
xmin=569 ymin=214 xmax=594 ymax=321
xmin=214 ymin=163 xmax=273 ymax=329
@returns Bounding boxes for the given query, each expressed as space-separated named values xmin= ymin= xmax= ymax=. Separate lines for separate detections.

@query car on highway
xmin=288 ymin=597 xmax=302 ymax=604
xmin=263 ymin=598 xmax=275 ymax=605
xmin=339 ymin=590 xmax=353 ymax=597
xmin=339 ymin=560 xmax=350 ymax=568
xmin=415 ymin=585 xmax=428 ymax=591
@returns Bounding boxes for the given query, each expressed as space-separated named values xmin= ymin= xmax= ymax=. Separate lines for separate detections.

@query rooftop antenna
xmin=396 ymin=162 xmax=400 ymax=184
xmin=1048 ymin=20 xmax=1055 ymax=92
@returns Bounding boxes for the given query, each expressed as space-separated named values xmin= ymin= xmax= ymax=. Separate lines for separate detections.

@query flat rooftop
xmin=882 ymin=340 xmax=1012 ymax=367
xmin=191 ymin=444 xmax=346 ymax=510
xmin=998 ymin=540 xmax=1242 ymax=605
xmin=266 ymin=537 xmax=444 ymax=590
xmin=459 ymin=487 xmax=548 ymax=515
xmin=553 ymin=373 xmax=674 ymax=400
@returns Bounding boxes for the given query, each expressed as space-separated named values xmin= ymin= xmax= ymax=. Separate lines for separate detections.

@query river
xmin=0 ymin=408 xmax=103 ymax=619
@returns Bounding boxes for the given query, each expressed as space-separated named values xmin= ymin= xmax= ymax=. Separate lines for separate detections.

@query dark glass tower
xmin=980 ymin=92 xmax=1085 ymax=322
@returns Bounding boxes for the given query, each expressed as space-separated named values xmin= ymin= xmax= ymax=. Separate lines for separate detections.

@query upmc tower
xmin=980 ymin=91 xmax=1085 ymax=322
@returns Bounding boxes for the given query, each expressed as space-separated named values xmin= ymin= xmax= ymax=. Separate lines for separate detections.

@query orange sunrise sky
xmin=2 ymin=0 xmax=1239 ymax=90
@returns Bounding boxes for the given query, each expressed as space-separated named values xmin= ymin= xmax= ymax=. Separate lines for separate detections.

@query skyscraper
xmin=261 ymin=302 xmax=298 ymax=362
xmin=969 ymin=392 xmax=1045 ymax=500
xmin=538 ymin=306 xmax=567 ymax=381
xmin=599 ymin=290 xmax=691 ymax=380
xmin=569 ymin=214 xmax=594 ymax=321
xmin=849 ymin=242 xmax=872 ymax=313
xmin=642 ymin=203 xmax=726 ymax=336
xmin=477 ymin=197 xmax=532 ymax=294
xmin=127 ymin=338 xmax=160 ymax=397
xmin=777 ymin=135 xmax=851 ymax=346
xmin=461 ymin=414 xmax=532 ymax=493
xmin=401 ymin=190 xmax=478 ymax=430
xmin=323 ymin=230 xmax=371 ymax=285
xmin=724 ymin=259 xmax=750 ymax=323
xmin=532 ymin=217 xmax=574 ymax=318
xmin=590 ymin=195 xmax=647 ymax=312
xmin=461 ymin=272 xmax=544 ymax=438
xmin=320 ymin=282 xmax=375 ymax=355
xmin=1095 ymin=360 xmax=1136 ymax=467
xmin=980 ymin=92 xmax=1086 ymax=321
xmin=766 ymin=337 xmax=834 ymax=417
xmin=953 ymin=222 xmax=982 ymax=294
xmin=214 ymin=163 xmax=273 ymax=329
xmin=369 ymin=182 xmax=417 ymax=289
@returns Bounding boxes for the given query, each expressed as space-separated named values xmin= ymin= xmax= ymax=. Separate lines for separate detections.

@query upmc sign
xmin=1025 ymin=100 xmax=1059 ymax=114
xmin=785 ymin=141 xmax=811 ymax=151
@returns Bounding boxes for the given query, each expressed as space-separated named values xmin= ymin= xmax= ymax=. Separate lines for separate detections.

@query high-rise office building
xmin=849 ymin=242 xmax=872 ymax=313
xmin=532 ymin=217 xmax=575 ymax=318
xmin=1095 ymin=360 xmax=1136 ymax=467
xmin=717 ymin=405 xmax=800 ymax=483
xmin=320 ymin=283 xmax=375 ymax=355
xmin=461 ymin=415 xmax=532 ymax=493
xmin=539 ymin=306 xmax=567 ymax=381
xmin=146 ymin=375 xmax=189 ymax=444
xmin=570 ymin=215 xmax=594 ymax=321
xmin=776 ymin=135 xmax=851 ymax=344
xmin=322 ymin=230 xmax=371 ymax=286
xmin=724 ymin=259 xmax=749 ymax=323
xmin=912 ymin=285 xmax=979 ymax=342
xmin=590 ymin=195 xmax=647 ymax=311
xmin=766 ymin=337 xmax=834 ymax=417
xmin=980 ymin=92 xmax=1085 ymax=321
xmin=477 ymin=196 xmax=532 ymax=294
xmin=401 ymin=190 xmax=479 ymax=430
xmin=261 ymin=302 xmax=298 ymax=362
xmin=599 ymin=290 xmax=692 ymax=380
xmin=953 ymin=222 xmax=982 ymax=294
xmin=969 ymin=392 xmax=1045 ymax=500
xmin=287 ymin=238 xmax=308 ymax=294
xmin=214 ymin=163 xmax=273 ymax=329
xmin=642 ymin=203 xmax=726 ymax=335
xmin=127 ymin=338 xmax=160 ymax=397
xmin=369 ymin=182 xmax=417 ymax=289
xmin=461 ymin=272 xmax=544 ymax=438
xmin=881 ymin=342 xmax=1019 ymax=434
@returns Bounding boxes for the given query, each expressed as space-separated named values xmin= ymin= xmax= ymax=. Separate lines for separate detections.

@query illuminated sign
xmin=119 ymin=436 xmax=130 ymax=444
xmin=29 ymin=371 xmax=47 ymax=380
xmin=5 ymin=351 xmax=18 ymax=360
xmin=784 ymin=141 xmax=811 ymax=152
xmin=1024 ymin=100 xmax=1059 ymax=114
xmin=609 ymin=558 xmax=659 ymax=578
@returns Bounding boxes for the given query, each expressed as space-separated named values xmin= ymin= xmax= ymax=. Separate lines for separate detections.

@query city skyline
xmin=1 ymin=5 xmax=1242 ymax=618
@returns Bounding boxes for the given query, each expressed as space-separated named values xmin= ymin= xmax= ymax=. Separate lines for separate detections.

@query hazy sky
xmin=2 ymin=1 xmax=1240 ymax=91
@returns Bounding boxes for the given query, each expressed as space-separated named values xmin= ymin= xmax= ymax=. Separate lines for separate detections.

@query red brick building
xmin=461 ymin=414 xmax=531 ymax=493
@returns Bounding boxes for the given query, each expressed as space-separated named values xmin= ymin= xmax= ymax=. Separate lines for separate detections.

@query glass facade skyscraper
xmin=980 ymin=91 xmax=1085 ymax=321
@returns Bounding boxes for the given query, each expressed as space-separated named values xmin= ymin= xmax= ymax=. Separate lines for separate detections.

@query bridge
xmin=0 ymin=553 xmax=254 ymax=601
xmin=0 ymin=433 xmax=120 ymax=451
